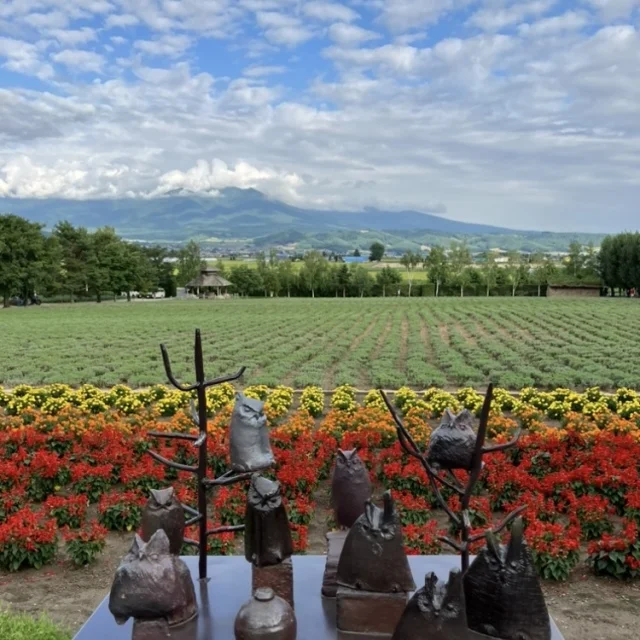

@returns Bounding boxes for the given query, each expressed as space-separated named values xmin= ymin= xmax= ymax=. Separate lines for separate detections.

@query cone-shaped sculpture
xmin=230 ymin=394 xmax=275 ymax=472
xmin=331 ymin=448 xmax=372 ymax=529
xmin=392 ymin=569 xmax=468 ymax=640
xmin=464 ymin=518 xmax=551 ymax=640
xmin=336 ymin=491 xmax=415 ymax=593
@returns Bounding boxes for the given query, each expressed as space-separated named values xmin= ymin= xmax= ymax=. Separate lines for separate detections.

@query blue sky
xmin=0 ymin=0 xmax=639 ymax=232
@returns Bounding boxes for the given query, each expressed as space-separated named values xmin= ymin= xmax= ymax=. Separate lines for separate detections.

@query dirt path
xmin=396 ymin=312 xmax=409 ymax=379
xmin=438 ymin=323 xmax=450 ymax=345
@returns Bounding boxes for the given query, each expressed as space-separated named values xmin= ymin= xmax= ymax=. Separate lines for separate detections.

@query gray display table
xmin=74 ymin=555 xmax=564 ymax=639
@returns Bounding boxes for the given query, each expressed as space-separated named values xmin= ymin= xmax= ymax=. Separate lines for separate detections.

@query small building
xmin=546 ymin=284 xmax=602 ymax=298
xmin=185 ymin=268 xmax=232 ymax=298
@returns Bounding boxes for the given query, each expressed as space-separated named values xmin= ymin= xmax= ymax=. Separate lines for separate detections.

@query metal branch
xmin=206 ymin=524 xmax=245 ymax=536
xmin=186 ymin=514 xmax=203 ymax=526
xmin=182 ymin=504 xmax=200 ymax=517
xmin=468 ymin=505 xmax=527 ymax=543
xmin=483 ymin=428 xmax=523 ymax=454
xmin=182 ymin=538 xmax=199 ymax=547
xmin=160 ymin=343 xmax=198 ymax=393
xmin=202 ymin=470 xmax=254 ymax=488
xmin=147 ymin=430 xmax=198 ymax=442
xmin=147 ymin=449 xmax=198 ymax=473
xmin=439 ymin=536 xmax=466 ymax=553
xmin=202 ymin=367 xmax=247 ymax=389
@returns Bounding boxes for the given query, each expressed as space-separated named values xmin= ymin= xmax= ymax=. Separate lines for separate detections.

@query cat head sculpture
xmin=331 ymin=448 xmax=372 ymax=528
xmin=464 ymin=518 xmax=551 ymax=640
xmin=336 ymin=491 xmax=416 ymax=593
xmin=245 ymin=474 xmax=293 ymax=567
xmin=427 ymin=408 xmax=477 ymax=471
xmin=109 ymin=530 xmax=197 ymax=627
xmin=230 ymin=393 xmax=274 ymax=472
xmin=392 ymin=569 xmax=467 ymax=640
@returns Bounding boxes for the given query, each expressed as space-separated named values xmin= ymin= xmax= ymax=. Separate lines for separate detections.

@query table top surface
xmin=74 ymin=555 xmax=564 ymax=640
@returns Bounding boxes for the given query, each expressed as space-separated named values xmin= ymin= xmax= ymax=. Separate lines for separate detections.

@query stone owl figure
xmin=244 ymin=474 xmax=293 ymax=568
xmin=230 ymin=393 xmax=274 ymax=472
xmin=331 ymin=448 xmax=372 ymax=528
xmin=109 ymin=530 xmax=197 ymax=629
xmin=336 ymin=491 xmax=415 ymax=594
xmin=427 ymin=408 xmax=477 ymax=471
xmin=140 ymin=487 xmax=185 ymax=556
xmin=392 ymin=570 xmax=468 ymax=640
xmin=464 ymin=518 xmax=551 ymax=640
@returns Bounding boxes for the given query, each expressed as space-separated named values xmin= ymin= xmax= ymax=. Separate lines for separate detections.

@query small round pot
xmin=234 ymin=588 xmax=297 ymax=640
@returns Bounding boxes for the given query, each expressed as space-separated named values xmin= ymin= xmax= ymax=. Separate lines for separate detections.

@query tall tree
xmin=481 ymin=251 xmax=499 ymax=297
xmin=376 ymin=265 xmax=402 ymax=297
xmin=531 ymin=256 xmax=557 ymax=296
xmin=424 ymin=246 xmax=448 ymax=297
xmin=566 ymin=241 xmax=584 ymax=278
xmin=300 ymin=251 xmax=326 ymax=298
xmin=177 ymin=240 xmax=204 ymax=287
xmin=0 ymin=215 xmax=47 ymax=307
xmin=350 ymin=264 xmax=372 ymax=298
xmin=400 ymin=251 xmax=420 ymax=297
xmin=54 ymin=221 xmax=93 ymax=302
xmin=449 ymin=242 xmax=472 ymax=297
xmin=369 ymin=241 xmax=385 ymax=262
xmin=277 ymin=259 xmax=295 ymax=298
xmin=86 ymin=227 xmax=121 ymax=303
xmin=229 ymin=265 xmax=262 ymax=297
xmin=337 ymin=263 xmax=351 ymax=297
xmin=504 ymin=251 xmax=528 ymax=297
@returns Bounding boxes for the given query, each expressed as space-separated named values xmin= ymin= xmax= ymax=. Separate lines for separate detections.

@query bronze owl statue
xmin=140 ymin=487 xmax=185 ymax=556
xmin=392 ymin=569 xmax=467 ymax=640
xmin=230 ymin=393 xmax=275 ymax=472
xmin=427 ymin=408 xmax=477 ymax=471
xmin=109 ymin=530 xmax=197 ymax=628
xmin=464 ymin=518 xmax=551 ymax=640
xmin=336 ymin=491 xmax=415 ymax=594
xmin=331 ymin=448 xmax=372 ymax=529
xmin=245 ymin=474 xmax=294 ymax=568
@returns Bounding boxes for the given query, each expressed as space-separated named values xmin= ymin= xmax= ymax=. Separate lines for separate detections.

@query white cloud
xmin=51 ymin=49 xmax=105 ymax=73
xmin=328 ymin=23 xmax=382 ymax=46
xmin=49 ymin=28 xmax=97 ymax=47
xmin=106 ymin=13 xmax=140 ymax=28
xmin=0 ymin=37 xmax=54 ymax=79
xmin=134 ymin=34 xmax=192 ymax=58
xmin=467 ymin=0 xmax=556 ymax=32
xmin=378 ymin=0 xmax=468 ymax=32
xmin=23 ymin=11 xmax=70 ymax=30
xmin=518 ymin=11 xmax=590 ymax=36
xmin=584 ymin=0 xmax=640 ymax=21
xmin=302 ymin=1 xmax=359 ymax=22
xmin=256 ymin=11 xmax=315 ymax=46
xmin=110 ymin=36 xmax=127 ymax=45
xmin=243 ymin=64 xmax=287 ymax=77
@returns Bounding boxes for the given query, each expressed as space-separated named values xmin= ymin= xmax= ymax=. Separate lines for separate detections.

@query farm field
xmin=1 ymin=297 xmax=640 ymax=390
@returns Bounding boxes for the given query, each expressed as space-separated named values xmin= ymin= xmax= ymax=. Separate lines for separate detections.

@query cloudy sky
xmin=0 ymin=1 xmax=639 ymax=232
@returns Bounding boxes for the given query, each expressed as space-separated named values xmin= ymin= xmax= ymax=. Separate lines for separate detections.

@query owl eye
xmin=151 ymin=554 xmax=159 ymax=562
xmin=446 ymin=603 xmax=455 ymax=611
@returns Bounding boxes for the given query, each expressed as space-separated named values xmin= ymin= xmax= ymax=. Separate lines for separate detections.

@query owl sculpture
xmin=427 ymin=408 xmax=477 ymax=471
xmin=245 ymin=474 xmax=294 ymax=568
xmin=336 ymin=491 xmax=415 ymax=594
xmin=140 ymin=487 xmax=185 ymax=556
xmin=109 ymin=530 xmax=197 ymax=628
xmin=230 ymin=393 xmax=275 ymax=472
xmin=464 ymin=518 xmax=551 ymax=640
xmin=331 ymin=448 xmax=372 ymax=528
xmin=392 ymin=570 xmax=468 ymax=640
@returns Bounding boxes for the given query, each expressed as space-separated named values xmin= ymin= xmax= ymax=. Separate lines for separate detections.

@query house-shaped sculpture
xmin=185 ymin=268 xmax=232 ymax=298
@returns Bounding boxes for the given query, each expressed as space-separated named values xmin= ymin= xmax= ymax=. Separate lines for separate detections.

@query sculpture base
xmin=132 ymin=619 xmax=171 ymax=640
xmin=336 ymin=586 xmax=409 ymax=635
xmin=252 ymin=558 xmax=294 ymax=608
xmin=322 ymin=531 xmax=348 ymax=598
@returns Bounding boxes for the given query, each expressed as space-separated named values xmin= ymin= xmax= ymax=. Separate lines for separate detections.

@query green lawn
xmin=1 ymin=297 xmax=639 ymax=390
xmin=0 ymin=611 xmax=70 ymax=640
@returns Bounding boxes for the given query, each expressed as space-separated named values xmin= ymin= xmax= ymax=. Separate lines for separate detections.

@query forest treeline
xmin=0 ymin=214 xmax=638 ymax=305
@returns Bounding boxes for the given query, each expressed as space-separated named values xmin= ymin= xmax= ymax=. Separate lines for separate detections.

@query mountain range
xmin=0 ymin=188 xmax=603 ymax=252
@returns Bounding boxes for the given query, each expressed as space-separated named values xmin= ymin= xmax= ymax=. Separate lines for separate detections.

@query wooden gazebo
xmin=185 ymin=268 xmax=232 ymax=298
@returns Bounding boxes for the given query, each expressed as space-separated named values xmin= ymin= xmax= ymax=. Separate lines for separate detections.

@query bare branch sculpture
xmin=380 ymin=385 xmax=524 ymax=573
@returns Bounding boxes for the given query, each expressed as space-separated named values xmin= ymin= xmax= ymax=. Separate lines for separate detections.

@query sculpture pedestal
xmin=73 ymin=556 xmax=565 ymax=640
xmin=252 ymin=558 xmax=294 ymax=608
xmin=336 ymin=586 xmax=408 ymax=635
xmin=132 ymin=619 xmax=171 ymax=640
xmin=322 ymin=531 xmax=348 ymax=598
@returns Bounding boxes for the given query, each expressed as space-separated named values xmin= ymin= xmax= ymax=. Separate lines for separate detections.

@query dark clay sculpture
xmin=336 ymin=491 xmax=415 ymax=594
xmin=230 ymin=394 xmax=275 ymax=472
xmin=331 ymin=448 xmax=372 ymax=528
xmin=391 ymin=569 xmax=467 ymax=640
xmin=464 ymin=518 xmax=551 ymax=640
xmin=234 ymin=587 xmax=297 ymax=640
xmin=245 ymin=474 xmax=294 ymax=568
xmin=109 ymin=530 xmax=197 ymax=628
xmin=427 ymin=408 xmax=477 ymax=471
xmin=140 ymin=487 xmax=185 ymax=556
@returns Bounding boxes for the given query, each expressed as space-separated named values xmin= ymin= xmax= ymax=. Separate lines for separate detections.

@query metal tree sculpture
xmin=380 ymin=385 xmax=525 ymax=572
xmin=147 ymin=329 xmax=253 ymax=581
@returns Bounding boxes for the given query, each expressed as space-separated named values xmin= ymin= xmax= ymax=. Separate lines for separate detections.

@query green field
xmin=1 ymin=298 xmax=639 ymax=390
